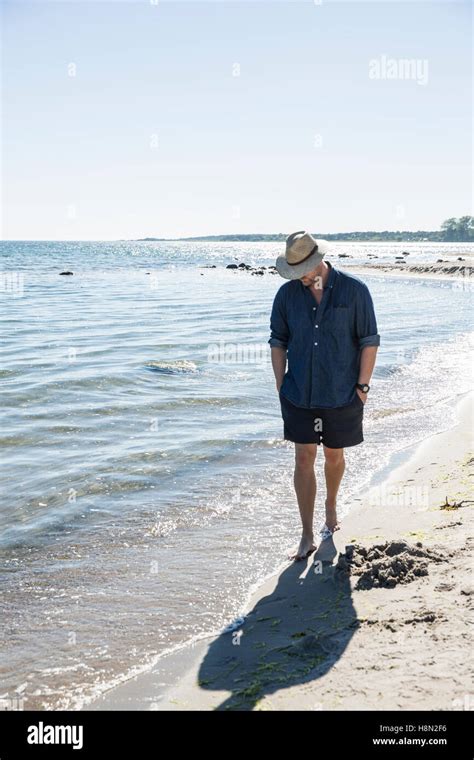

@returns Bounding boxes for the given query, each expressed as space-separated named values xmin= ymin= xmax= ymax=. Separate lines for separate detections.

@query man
xmin=268 ymin=231 xmax=380 ymax=561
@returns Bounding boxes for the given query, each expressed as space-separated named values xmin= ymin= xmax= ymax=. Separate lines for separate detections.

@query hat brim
xmin=275 ymin=242 xmax=329 ymax=280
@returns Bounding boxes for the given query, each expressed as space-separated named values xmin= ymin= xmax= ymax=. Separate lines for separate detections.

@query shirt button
xmin=314 ymin=342 xmax=318 ymax=346
xmin=315 ymin=324 xmax=318 ymax=328
xmin=312 ymin=307 xmax=316 ymax=310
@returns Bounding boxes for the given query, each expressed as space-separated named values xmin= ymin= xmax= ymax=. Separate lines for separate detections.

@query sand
xmin=83 ymin=391 xmax=473 ymax=712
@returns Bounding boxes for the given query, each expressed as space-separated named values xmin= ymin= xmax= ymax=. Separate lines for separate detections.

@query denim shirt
xmin=268 ymin=261 xmax=380 ymax=409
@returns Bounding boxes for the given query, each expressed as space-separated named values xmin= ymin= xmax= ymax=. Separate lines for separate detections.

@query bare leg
xmin=323 ymin=445 xmax=345 ymax=532
xmin=289 ymin=443 xmax=318 ymax=560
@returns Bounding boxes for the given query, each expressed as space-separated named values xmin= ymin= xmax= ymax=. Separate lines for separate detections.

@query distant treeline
xmin=136 ymin=216 xmax=474 ymax=243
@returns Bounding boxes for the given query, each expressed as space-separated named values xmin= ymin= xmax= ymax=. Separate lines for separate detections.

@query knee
xmin=324 ymin=447 xmax=344 ymax=466
xmin=295 ymin=450 xmax=316 ymax=470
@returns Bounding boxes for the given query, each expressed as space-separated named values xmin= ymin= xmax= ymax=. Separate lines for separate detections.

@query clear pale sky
xmin=1 ymin=0 xmax=472 ymax=240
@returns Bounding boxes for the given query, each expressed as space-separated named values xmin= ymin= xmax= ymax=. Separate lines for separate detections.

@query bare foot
xmin=325 ymin=500 xmax=341 ymax=533
xmin=288 ymin=534 xmax=317 ymax=561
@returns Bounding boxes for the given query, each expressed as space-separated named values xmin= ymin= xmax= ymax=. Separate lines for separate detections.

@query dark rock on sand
xmin=335 ymin=540 xmax=448 ymax=590
xmin=359 ymin=262 xmax=473 ymax=278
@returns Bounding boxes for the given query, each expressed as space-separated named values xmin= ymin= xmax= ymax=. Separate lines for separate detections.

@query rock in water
xmin=144 ymin=360 xmax=197 ymax=374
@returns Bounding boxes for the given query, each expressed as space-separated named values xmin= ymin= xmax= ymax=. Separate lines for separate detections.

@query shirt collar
xmin=324 ymin=260 xmax=337 ymax=289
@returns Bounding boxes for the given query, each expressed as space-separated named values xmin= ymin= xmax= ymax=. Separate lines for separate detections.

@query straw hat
xmin=275 ymin=231 xmax=331 ymax=279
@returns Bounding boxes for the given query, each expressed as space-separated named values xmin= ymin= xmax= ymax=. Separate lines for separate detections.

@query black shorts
xmin=279 ymin=390 xmax=364 ymax=448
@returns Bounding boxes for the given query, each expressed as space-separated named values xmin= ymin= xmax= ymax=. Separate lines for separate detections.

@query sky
xmin=1 ymin=0 xmax=472 ymax=240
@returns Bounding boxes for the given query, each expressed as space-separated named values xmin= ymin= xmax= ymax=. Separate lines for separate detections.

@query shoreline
xmin=83 ymin=391 xmax=473 ymax=711
xmin=343 ymin=261 xmax=473 ymax=281
xmin=204 ymin=260 xmax=473 ymax=281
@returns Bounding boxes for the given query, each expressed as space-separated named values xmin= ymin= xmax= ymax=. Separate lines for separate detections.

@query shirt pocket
xmin=330 ymin=304 xmax=351 ymax=326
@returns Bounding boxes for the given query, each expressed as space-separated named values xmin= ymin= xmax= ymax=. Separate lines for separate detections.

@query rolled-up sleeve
xmin=268 ymin=288 xmax=289 ymax=349
xmin=355 ymin=284 xmax=380 ymax=349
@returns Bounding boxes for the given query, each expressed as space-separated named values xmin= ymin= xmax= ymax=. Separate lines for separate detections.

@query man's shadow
xmin=196 ymin=537 xmax=358 ymax=710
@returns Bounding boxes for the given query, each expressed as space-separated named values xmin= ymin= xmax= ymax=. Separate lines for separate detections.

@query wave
xmin=143 ymin=360 xmax=198 ymax=374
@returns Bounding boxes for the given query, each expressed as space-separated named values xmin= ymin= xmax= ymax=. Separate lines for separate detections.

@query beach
xmin=3 ymin=0 xmax=473 ymax=728
xmin=84 ymin=390 xmax=473 ymax=711
xmin=1 ymin=241 xmax=472 ymax=711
